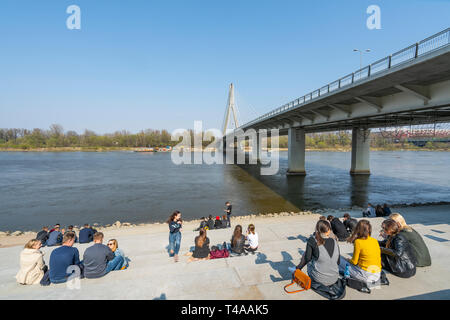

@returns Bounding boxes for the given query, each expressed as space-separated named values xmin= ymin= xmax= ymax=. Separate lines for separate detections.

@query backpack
xmin=209 ymin=248 xmax=229 ymax=259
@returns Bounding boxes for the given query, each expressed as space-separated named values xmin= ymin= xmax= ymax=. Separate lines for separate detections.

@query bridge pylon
xmin=222 ymin=83 xmax=239 ymax=136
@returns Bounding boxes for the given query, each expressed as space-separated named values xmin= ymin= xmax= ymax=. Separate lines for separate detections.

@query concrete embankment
xmin=0 ymin=205 xmax=449 ymax=300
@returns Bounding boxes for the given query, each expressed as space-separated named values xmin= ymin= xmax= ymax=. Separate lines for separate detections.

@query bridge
xmin=223 ymin=28 xmax=450 ymax=175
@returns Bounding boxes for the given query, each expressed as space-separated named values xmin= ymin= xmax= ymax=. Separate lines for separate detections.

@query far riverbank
xmin=0 ymin=146 xmax=449 ymax=152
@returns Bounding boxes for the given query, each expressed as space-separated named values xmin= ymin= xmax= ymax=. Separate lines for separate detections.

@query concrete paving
xmin=0 ymin=205 xmax=449 ymax=300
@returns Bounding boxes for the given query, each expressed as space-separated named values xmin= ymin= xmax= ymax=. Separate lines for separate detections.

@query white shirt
xmin=247 ymin=232 xmax=259 ymax=248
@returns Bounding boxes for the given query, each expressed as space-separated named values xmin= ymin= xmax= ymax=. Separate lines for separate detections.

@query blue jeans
xmin=106 ymin=255 xmax=125 ymax=273
xmin=169 ymin=232 xmax=181 ymax=256
xmin=339 ymin=258 xmax=380 ymax=283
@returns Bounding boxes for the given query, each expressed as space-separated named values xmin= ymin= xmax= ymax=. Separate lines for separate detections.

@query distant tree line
xmin=0 ymin=125 xmax=174 ymax=149
xmin=0 ymin=125 xmax=448 ymax=150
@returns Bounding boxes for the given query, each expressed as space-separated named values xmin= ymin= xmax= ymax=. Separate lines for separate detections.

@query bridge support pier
xmin=287 ymin=128 xmax=306 ymax=176
xmin=254 ymin=132 xmax=261 ymax=163
xmin=350 ymin=127 xmax=371 ymax=175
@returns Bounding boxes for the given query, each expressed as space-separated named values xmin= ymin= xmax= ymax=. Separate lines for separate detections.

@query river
xmin=0 ymin=151 xmax=449 ymax=231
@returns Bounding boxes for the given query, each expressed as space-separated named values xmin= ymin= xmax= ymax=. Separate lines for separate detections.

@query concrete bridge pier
xmin=350 ymin=127 xmax=371 ymax=175
xmin=254 ymin=131 xmax=261 ymax=164
xmin=287 ymin=128 xmax=306 ymax=176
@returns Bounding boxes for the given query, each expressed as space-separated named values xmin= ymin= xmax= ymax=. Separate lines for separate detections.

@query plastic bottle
xmin=344 ymin=265 xmax=350 ymax=279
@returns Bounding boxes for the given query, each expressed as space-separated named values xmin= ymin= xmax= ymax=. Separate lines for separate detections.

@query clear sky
xmin=0 ymin=0 xmax=449 ymax=134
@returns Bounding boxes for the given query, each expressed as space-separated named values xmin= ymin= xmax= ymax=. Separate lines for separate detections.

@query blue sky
xmin=0 ymin=0 xmax=449 ymax=134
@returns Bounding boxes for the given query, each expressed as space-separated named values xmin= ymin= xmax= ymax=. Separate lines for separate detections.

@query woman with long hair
xmin=107 ymin=239 xmax=130 ymax=270
xmin=230 ymin=225 xmax=245 ymax=256
xmin=388 ymin=213 xmax=431 ymax=267
xmin=339 ymin=220 xmax=382 ymax=284
xmin=296 ymin=220 xmax=341 ymax=288
xmin=189 ymin=229 xmax=210 ymax=261
xmin=244 ymin=224 xmax=259 ymax=254
xmin=379 ymin=219 xmax=417 ymax=278
xmin=16 ymin=239 xmax=47 ymax=285
xmin=167 ymin=210 xmax=182 ymax=262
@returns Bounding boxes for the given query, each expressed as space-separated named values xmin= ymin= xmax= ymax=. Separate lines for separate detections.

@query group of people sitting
xmin=294 ymin=212 xmax=431 ymax=299
xmin=363 ymin=203 xmax=392 ymax=217
xmin=16 ymin=229 xmax=130 ymax=286
xmin=36 ymin=223 xmax=98 ymax=247
xmin=195 ymin=201 xmax=233 ymax=231
xmin=195 ymin=215 xmax=231 ymax=231
xmin=187 ymin=224 xmax=259 ymax=262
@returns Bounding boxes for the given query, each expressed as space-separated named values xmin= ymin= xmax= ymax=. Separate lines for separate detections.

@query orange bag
xmin=284 ymin=269 xmax=311 ymax=294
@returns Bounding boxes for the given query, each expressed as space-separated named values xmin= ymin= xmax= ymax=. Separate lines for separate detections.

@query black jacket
xmin=330 ymin=218 xmax=349 ymax=241
xmin=380 ymin=234 xmax=417 ymax=278
xmin=343 ymin=218 xmax=357 ymax=234
xmin=36 ymin=230 xmax=49 ymax=245
xmin=193 ymin=237 xmax=210 ymax=259
xmin=79 ymin=228 xmax=95 ymax=243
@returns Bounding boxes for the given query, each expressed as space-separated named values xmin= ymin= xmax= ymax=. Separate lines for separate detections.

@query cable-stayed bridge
xmin=222 ymin=28 xmax=450 ymax=175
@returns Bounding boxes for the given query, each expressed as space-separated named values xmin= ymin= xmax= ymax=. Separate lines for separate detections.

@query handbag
xmin=284 ymin=269 xmax=311 ymax=294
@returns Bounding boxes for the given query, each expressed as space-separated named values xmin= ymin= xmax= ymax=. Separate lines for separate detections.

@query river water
xmin=0 ymin=151 xmax=449 ymax=231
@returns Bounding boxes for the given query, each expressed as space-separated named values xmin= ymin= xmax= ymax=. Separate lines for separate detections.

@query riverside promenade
xmin=0 ymin=205 xmax=449 ymax=300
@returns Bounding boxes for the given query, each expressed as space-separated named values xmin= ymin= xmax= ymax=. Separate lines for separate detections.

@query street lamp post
xmin=353 ymin=49 xmax=371 ymax=70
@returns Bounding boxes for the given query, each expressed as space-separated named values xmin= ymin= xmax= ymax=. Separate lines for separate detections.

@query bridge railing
xmin=240 ymin=28 xmax=450 ymax=129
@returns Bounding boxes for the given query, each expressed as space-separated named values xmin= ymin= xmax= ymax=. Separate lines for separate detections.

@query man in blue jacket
xmin=79 ymin=224 xmax=95 ymax=243
xmin=49 ymin=232 xmax=81 ymax=284
xmin=47 ymin=226 xmax=63 ymax=246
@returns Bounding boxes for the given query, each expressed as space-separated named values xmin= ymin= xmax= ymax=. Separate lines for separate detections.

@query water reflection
xmin=350 ymin=175 xmax=370 ymax=207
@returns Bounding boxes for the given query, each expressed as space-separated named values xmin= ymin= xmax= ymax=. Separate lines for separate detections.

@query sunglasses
xmin=107 ymin=243 xmax=114 ymax=246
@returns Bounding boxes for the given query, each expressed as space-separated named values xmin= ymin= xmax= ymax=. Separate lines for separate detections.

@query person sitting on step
xmin=83 ymin=232 xmax=124 ymax=279
xmin=187 ymin=229 xmax=210 ymax=262
xmin=230 ymin=225 xmax=246 ymax=256
xmin=244 ymin=224 xmax=259 ymax=254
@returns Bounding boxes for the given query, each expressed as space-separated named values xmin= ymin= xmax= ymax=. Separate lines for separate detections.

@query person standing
xmin=224 ymin=201 xmax=232 ymax=228
xmin=167 ymin=210 xmax=182 ymax=262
